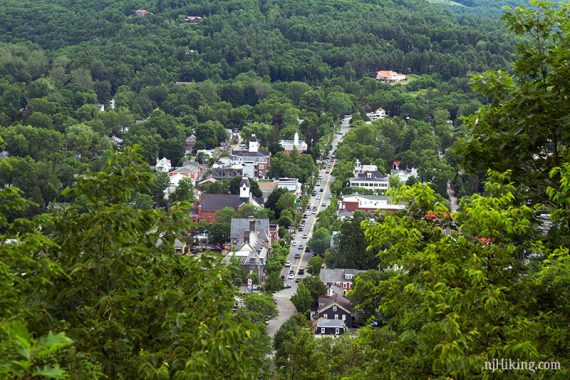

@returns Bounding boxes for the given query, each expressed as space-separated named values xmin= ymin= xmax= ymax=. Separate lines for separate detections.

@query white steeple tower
xmin=239 ymin=177 xmax=251 ymax=201
xmin=248 ymin=134 xmax=259 ymax=153
xmin=293 ymin=132 xmax=299 ymax=147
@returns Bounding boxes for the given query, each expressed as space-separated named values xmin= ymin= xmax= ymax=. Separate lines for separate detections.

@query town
xmin=1 ymin=1 xmax=568 ymax=378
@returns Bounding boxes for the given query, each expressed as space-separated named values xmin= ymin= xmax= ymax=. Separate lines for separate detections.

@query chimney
xmin=249 ymin=218 xmax=255 ymax=233
xmin=327 ymin=286 xmax=334 ymax=297
xmin=244 ymin=230 xmax=249 ymax=244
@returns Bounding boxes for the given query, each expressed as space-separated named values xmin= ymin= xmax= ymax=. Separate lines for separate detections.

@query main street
xmin=266 ymin=115 xmax=351 ymax=337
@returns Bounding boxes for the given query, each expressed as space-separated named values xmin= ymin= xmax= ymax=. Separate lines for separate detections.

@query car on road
xmin=295 ymin=278 xmax=301 ymax=283
xmin=292 ymin=241 xmax=297 ymax=246
xmin=294 ymin=252 xmax=300 ymax=259
xmin=288 ymin=273 xmax=295 ymax=280
xmin=298 ymin=267 xmax=305 ymax=275
xmin=284 ymin=283 xmax=292 ymax=289
xmin=320 ymin=188 xmax=324 ymax=192
xmin=285 ymin=261 xmax=291 ymax=267
xmin=312 ymin=191 xmax=317 ymax=196
xmin=298 ymin=244 xmax=304 ymax=249
xmin=302 ymin=234 xmax=308 ymax=239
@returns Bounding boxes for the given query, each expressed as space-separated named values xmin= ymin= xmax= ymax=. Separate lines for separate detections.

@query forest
xmin=1 ymin=0 xmax=569 ymax=378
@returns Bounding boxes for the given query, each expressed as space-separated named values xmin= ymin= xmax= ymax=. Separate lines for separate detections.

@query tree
xmin=454 ymin=2 xmax=570 ymax=203
xmin=237 ymin=293 xmax=278 ymax=323
xmin=325 ymin=212 xmax=377 ymax=270
xmin=308 ymin=255 xmax=323 ymax=276
xmin=308 ymin=227 xmax=331 ymax=255
xmin=170 ymin=177 xmax=195 ymax=203
xmin=300 ymin=276 xmax=326 ymax=308
xmin=351 ymin=176 xmax=570 ymax=378
xmin=265 ymin=187 xmax=289 ymax=219
xmin=291 ymin=283 xmax=312 ymax=314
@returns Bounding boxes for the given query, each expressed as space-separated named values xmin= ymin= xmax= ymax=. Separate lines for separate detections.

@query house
xmin=316 ymin=288 xmax=354 ymax=329
xmin=193 ymin=178 xmax=261 ymax=222
xmin=211 ymin=158 xmax=245 ymax=180
xmin=109 ymin=135 xmax=123 ymax=146
xmin=166 ymin=161 xmax=207 ymax=195
xmin=390 ymin=161 xmax=418 ymax=184
xmin=221 ymin=243 xmax=267 ymax=282
xmin=279 ymin=132 xmax=308 ymax=153
xmin=134 ymin=9 xmax=151 ymax=17
xmin=155 ymin=157 xmax=172 ymax=173
xmin=231 ymin=135 xmax=271 ymax=178
xmin=375 ymin=70 xmax=407 ymax=83
xmin=223 ymin=216 xmax=274 ymax=281
xmin=185 ymin=16 xmax=203 ymax=23
xmin=338 ymin=194 xmax=405 ymax=215
xmin=196 ymin=177 xmax=218 ymax=190
xmin=366 ymin=108 xmax=387 ymax=121
xmin=185 ymin=134 xmax=196 ymax=156
xmin=320 ymin=268 xmax=363 ymax=295
xmin=348 ymin=160 xmax=389 ymax=191
xmin=230 ymin=218 xmax=271 ymax=250
xmin=315 ymin=319 xmax=346 ymax=336
xmin=174 ymin=239 xmax=188 ymax=255
xmin=257 ymin=181 xmax=278 ymax=202
xmin=276 ymin=178 xmax=302 ymax=196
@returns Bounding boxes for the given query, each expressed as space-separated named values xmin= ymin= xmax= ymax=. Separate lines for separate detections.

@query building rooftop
xmin=199 ymin=194 xmax=244 ymax=212
xmin=316 ymin=319 xmax=346 ymax=329
xmin=320 ymin=268 xmax=363 ymax=283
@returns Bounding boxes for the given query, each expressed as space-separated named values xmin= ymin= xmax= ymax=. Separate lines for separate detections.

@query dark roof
xmin=230 ymin=218 xmax=270 ymax=248
xmin=240 ymin=177 xmax=250 ymax=188
xmin=199 ymin=194 xmax=244 ymax=212
xmin=232 ymin=150 xmax=270 ymax=158
xmin=249 ymin=135 xmax=257 ymax=142
xmin=351 ymin=171 xmax=386 ymax=181
xmin=318 ymin=293 xmax=354 ymax=313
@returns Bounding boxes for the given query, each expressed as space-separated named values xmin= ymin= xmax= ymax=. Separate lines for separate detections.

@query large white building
xmin=348 ymin=160 xmax=418 ymax=191
xmin=348 ymin=160 xmax=389 ymax=191
xmin=279 ymin=132 xmax=308 ymax=153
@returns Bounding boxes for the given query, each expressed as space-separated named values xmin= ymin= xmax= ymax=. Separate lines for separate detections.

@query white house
xmin=366 ymin=108 xmax=387 ymax=121
xmin=155 ymin=157 xmax=172 ymax=173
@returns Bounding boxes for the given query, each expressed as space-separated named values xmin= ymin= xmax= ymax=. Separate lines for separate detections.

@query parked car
xmin=295 ymin=278 xmax=301 ymax=283
xmin=302 ymin=234 xmax=308 ymax=239
xmin=284 ymin=283 xmax=292 ymax=289
xmin=292 ymin=241 xmax=297 ymax=246
xmin=288 ymin=273 xmax=295 ymax=280
xmin=298 ymin=267 xmax=305 ymax=275
xmin=312 ymin=191 xmax=317 ymax=196
xmin=294 ymin=252 xmax=300 ymax=259
xmin=320 ymin=188 xmax=324 ymax=192
xmin=298 ymin=244 xmax=304 ymax=249
xmin=285 ymin=261 xmax=291 ymax=267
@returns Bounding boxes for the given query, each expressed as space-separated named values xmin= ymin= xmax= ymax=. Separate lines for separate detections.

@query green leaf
xmin=32 ymin=365 xmax=66 ymax=379
xmin=35 ymin=331 xmax=73 ymax=358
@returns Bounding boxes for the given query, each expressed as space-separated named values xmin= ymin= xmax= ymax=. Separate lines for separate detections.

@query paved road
xmin=266 ymin=115 xmax=351 ymax=337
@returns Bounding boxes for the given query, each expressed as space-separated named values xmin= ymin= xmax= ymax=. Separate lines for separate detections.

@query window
xmin=321 ymin=328 xmax=325 ymax=334
xmin=333 ymin=306 xmax=337 ymax=312
xmin=323 ymin=314 xmax=328 ymax=319
xmin=335 ymin=314 xmax=339 ymax=320
xmin=342 ymin=314 xmax=346 ymax=321
xmin=335 ymin=328 xmax=339 ymax=335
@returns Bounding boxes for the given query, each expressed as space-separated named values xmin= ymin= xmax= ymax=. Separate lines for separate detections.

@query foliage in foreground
xmin=0 ymin=148 xmax=271 ymax=379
